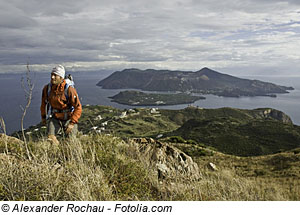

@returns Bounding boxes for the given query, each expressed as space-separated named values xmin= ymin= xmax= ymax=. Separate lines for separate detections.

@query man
xmin=40 ymin=65 xmax=82 ymax=144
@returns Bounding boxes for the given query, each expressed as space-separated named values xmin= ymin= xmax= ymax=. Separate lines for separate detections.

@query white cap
xmin=52 ymin=65 xmax=65 ymax=79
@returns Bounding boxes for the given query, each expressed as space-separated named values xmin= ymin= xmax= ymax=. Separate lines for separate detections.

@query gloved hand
xmin=65 ymin=122 xmax=75 ymax=135
xmin=41 ymin=118 xmax=47 ymax=126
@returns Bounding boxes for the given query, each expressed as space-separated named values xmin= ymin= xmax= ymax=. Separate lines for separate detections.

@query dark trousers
xmin=48 ymin=117 xmax=78 ymax=137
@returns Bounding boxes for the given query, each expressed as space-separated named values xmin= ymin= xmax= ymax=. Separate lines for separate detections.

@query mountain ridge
xmin=97 ymin=67 xmax=294 ymax=97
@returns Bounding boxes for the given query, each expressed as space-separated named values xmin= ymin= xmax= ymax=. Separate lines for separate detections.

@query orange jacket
xmin=40 ymin=80 xmax=82 ymax=124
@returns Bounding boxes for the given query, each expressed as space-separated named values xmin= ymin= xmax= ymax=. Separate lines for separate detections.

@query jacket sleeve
xmin=40 ymin=85 xmax=48 ymax=119
xmin=68 ymin=87 xmax=82 ymax=124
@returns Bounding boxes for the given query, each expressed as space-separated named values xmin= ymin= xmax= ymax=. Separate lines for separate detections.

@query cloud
xmin=0 ymin=2 xmax=38 ymax=29
xmin=0 ymin=0 xmax=300 ymax=75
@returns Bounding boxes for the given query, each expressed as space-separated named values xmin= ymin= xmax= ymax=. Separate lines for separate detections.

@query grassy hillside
xmin=16 ymin=105 xmax=298 ymax=156
xmin=0 ymin=133 xmax=299 ymax=200
xmin=77 ymin=105 xmax=298 ymax=156
xmin=171 ymin=118 xmax=300 ymax=156
xmin=3 ymin=105 xmax=300 ymax=200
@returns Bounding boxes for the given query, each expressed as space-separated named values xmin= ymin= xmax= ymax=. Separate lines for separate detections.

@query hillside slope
xmin=1 ymin=132 xmax=299 ymax=201
xmin=172 ymin=118 xmax=300 ymax=156
xmin=17 ymin=105 xmax=299 ymax=157
xmin=78 ymin=106 xmax=299 ymax=156
xmin=4 ymin=105 xmax=300 ymax=200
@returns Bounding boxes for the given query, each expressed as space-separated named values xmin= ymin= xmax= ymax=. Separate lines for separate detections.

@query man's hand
xmin=41 ymin=118 xmax=47 ymax=126
xmin=65 ymin=122 xmax=75 ymax=134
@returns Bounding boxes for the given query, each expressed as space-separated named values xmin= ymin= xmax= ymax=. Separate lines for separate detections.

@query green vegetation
xmin=0 ymin=134 xmax=158 ymax=200
xmin=3 ymin=105 xmax=300 ymax=200
xmin=79 ymin=106 xmax=179 ymax=138
xmin=1 ymin=132 xmax=300 ymax=200
xmin=16 ymin=105 xmax=298 ymax=157
xmin=109 ymin=90 xmax=205 ymax=106
xmin=171 ymin=118 xmax=300 ymax=156
xmin=77 ymin=105 xmax=298 ymax=156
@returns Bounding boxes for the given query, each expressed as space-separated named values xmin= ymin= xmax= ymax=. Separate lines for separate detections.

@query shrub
xmin=186 ymin=139 xmax=197 ymax=145
xmin=168 ymin=136 xmax=186 ymax=143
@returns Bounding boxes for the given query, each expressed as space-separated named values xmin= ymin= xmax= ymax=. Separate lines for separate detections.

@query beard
xmin=51 ymin=79 xmax=63 ymax=85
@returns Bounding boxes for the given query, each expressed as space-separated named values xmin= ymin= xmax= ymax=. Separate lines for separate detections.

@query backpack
xmin=45 ymin=74 xmax=75 ymax=119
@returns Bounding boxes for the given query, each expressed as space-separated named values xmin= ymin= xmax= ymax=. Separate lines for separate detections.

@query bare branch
xmin=0 ymin=116 xmax=6 ymax=134
xmin=0 ymin=117 xmax=8 ymax=154
xmin=20 ymin=62 xmax=35 ymax=161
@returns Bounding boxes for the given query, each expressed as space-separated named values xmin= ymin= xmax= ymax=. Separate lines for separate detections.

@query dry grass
xmin=0 ymin=133 xmax=299 ymax=200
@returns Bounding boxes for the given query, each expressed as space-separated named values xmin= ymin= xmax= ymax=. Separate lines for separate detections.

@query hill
xmin=17 ymin=105 xmax=299 ymax=157
xmin=97 ymin=68 xmax=294 ymax=97
xmin=78 ymin=106 xmax=299 ymax=157
xmin=109 ymin=90 xmax=205 ymax=106
xmin=171 ymin=117 xmax=300 ymax=156
xmin=4 ymin=105 xmax=300 ymax=200
xmin=1 ymin=125 xmax=300 ymax=200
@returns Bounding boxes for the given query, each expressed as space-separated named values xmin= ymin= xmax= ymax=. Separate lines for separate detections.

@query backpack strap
xmin=64 ymin=80 xmax=75 ymax=113
xmin=45 ymin=83 xmax=52 ymax=119
xmin=47 ymin=83 xmax=52 ymax=99
xmin=64 ymin=79 xmax=73 ymax=100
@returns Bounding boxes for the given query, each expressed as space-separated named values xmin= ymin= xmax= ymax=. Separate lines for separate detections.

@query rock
xmin=120 ymin=111 xmax=127 ymax=119
xmin=263 ymin=109 xmax=272 ymax=116
xmin=101 ymin=121 xmax=108 ymax=126
xmin=207 ymin=162 xmax=218 ymax=171
xmin=150 ymin=108 xmax=159 ymax=114
xmin=259 ymin=108 xmax=293 ymax=124
xmin=95 ymin=115 xmax=102 ymax=120
xmin=130 ymin=138 xmax=201 ymax=181
xmin=132 ymin=138 xmax=149 ymax=144
xmin=156 ymin=134 xmax=163 ymax=139
xmin=269 ymin=109 xmax=293 ymax=124
xmin=128 ymin=109 xmax=136 ymax=113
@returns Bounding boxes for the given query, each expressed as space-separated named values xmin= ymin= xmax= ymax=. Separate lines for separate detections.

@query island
xmin=109 ymin=90 xmax=205 ymax=106
xmin=97 ymin=67 xmax=294 ymax=97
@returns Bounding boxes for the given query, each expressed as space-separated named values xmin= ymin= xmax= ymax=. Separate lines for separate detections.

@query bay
xmin=0 ymin=71 xmax=299 ymax=134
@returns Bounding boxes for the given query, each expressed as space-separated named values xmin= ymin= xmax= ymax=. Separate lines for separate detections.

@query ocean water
xmin=0 ymin=71 xmax=299 ymax=134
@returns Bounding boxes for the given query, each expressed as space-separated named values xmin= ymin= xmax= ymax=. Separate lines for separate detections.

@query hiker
xmin=40 ymin=65 xmax=82 ymax=144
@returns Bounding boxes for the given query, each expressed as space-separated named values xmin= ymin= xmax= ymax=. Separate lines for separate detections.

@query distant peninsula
xmin=109 ymin=90 xmax=205 ymax=106
xmin=97 ymin=67 xmax=294 ymax=97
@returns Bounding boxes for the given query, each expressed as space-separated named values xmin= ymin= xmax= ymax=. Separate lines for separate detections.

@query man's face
xmin=51 ymin=73 xmax=64 ymax=85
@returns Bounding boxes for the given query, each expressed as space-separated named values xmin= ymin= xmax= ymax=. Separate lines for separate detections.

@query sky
xmin=0 ymin=0 xmax=300 ymax=76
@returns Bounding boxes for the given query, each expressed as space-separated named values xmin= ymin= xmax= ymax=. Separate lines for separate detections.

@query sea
xmin=0 ymin=71 xmax=299 ymax=135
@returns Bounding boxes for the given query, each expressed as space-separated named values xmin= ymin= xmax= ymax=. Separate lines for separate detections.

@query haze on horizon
xmin=0 ymin=0 xmax=300 ymax=76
